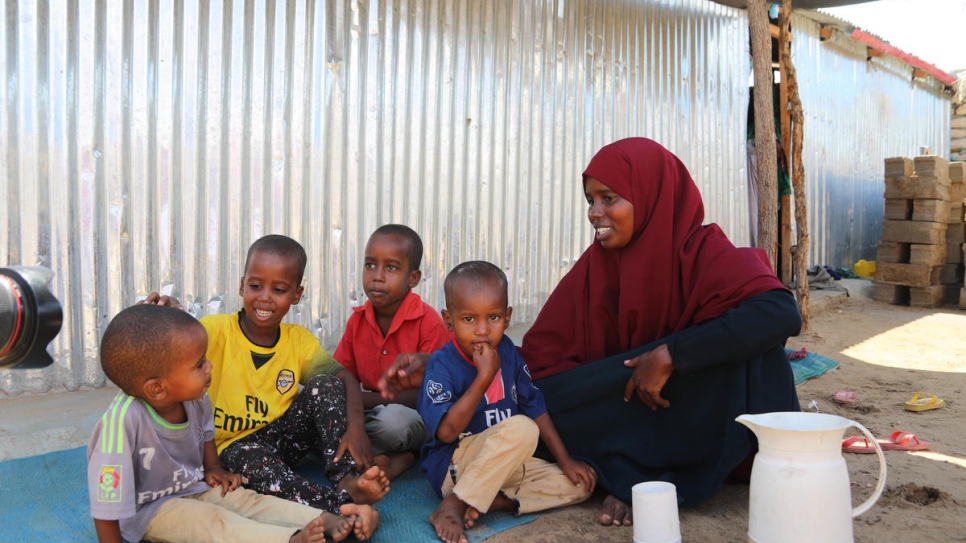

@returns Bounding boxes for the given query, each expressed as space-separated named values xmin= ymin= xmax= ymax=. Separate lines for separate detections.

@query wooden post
xmin=779 ymin=0 xmax=811 ymax=333
xmin=779 ymin=30 xmax=792 ymax=286
xmin=748 ymin=0 xmax=778 ymax=270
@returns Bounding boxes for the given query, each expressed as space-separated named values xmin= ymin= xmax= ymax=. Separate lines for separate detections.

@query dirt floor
xmin=486 ymin=282 xmax=966 ymax=543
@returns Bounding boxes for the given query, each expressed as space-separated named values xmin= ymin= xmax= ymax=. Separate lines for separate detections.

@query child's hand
xmin=336 ymin=424 xmax=376 ymax=471
xmin=472 ymin=342 xmax=501 ymax=380
xmin=138 ymin=291 xmax=184 ymax=310
xmin=559 ymin=457 xmax=597 ymax=494
xmin=204 ymin=466 xmax=243 ymax=496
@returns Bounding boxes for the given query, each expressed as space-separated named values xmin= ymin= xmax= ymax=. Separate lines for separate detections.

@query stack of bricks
xmin=873 ymin=155 xmax=966 ymax=308
xmin=951 ymin=163 xmax=966 ymax=308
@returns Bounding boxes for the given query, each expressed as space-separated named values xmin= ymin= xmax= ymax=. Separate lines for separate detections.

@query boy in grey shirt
xmin=87 ymin=304 xmax=379 ymax=543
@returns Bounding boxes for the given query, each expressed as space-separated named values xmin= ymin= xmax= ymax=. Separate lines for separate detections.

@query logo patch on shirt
xmin=276 ymin=369 xmax=295 ymax=394
xmin=484 ymin=370 xmax=505 ymax=404
xmin=97 ymin=465 xmax=122 ymax=503
xmin=426 ymin=380 xmax=452 ymax=404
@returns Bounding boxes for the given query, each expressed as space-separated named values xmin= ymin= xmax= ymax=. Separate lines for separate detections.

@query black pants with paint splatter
xmin=218 ymin=374 xmax=356 ymax=512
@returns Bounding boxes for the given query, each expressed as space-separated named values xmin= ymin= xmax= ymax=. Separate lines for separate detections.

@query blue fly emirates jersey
xmin=417 ymin=335 xmax=547 ymax=494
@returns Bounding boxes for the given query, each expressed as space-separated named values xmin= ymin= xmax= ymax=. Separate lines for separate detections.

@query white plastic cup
xmin=632 ymin=481 xmax=682 ymax=543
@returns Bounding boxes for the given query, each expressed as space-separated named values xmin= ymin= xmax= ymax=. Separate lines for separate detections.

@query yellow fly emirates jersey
xmin=202 ymin=313 xmax=344 ymax=453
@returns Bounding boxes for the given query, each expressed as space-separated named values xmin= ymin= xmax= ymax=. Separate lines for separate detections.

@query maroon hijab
xmin=520 ymin=138 xmax=786 ymax=380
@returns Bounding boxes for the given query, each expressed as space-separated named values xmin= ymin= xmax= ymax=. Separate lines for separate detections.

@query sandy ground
xmin=486 ymin=282 xmax=966 ymax=543
xmin=3 ymin=280 xmax=962 ymax=542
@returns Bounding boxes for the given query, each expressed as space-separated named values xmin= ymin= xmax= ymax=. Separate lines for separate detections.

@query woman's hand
xmin=138 ymin=291 xmax=183 ymax=310
xmin=623 ymin=343 xmax=674 ymax=410
xmin=378 ymin=353 xmax=429 ymax=400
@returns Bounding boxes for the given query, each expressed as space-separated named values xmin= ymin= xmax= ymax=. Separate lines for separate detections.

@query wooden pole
xmin=779 ymin=0 xmax=811 ymax=333
xmin=748 ymin=0 xmax=778 ymax=270
xmin=779 ymin=33 xmax=792 ymax=286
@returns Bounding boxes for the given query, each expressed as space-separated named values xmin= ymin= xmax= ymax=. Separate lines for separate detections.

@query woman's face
xmin=584 ymin=177 xmax=634 ymax=250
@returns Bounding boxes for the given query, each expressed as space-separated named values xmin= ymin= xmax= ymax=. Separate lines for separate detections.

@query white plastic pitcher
xmin=736 ymin=412 xmax=887 ymax=543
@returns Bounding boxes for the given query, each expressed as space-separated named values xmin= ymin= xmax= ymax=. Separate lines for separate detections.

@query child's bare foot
xmin=289 ymin=516 xmax=328 ymax=543
xmin=430 ymin=494 xmax=471 ymax=543
xmin=337 ymin=465 xmax=390 ymax=504
xmin=340 ymin=503 xmax=380 ymax=541
xmin=319 ymin=511 xmax=354 ymax=541
xmin=461 ymin=504 xmax=480 ymax=529
xmin=374 ymin=451 xmax=415 ymax=480
xmin=598 ymin=494 xmax=633 ymax=526
xmin=487 ymin=491 xmax=519 ymax=517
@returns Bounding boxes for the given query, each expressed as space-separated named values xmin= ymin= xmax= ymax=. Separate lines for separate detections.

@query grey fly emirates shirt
xmin=87 ymin=392 xmax=213 ymax=542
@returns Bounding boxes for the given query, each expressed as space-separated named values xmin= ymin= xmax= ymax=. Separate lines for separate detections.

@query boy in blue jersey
xmin=417 ymin=261 xmax=597 ymax=543
xmin=87 ymin=304 xmax=378 ymax=543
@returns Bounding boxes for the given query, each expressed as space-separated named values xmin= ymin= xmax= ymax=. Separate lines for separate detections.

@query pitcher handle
xmin=848 ymin=421 xmax=888 ymax=518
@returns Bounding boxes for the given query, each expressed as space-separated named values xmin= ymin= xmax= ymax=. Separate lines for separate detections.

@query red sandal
xmin=879 ymin=431 xmax=930 ymax=451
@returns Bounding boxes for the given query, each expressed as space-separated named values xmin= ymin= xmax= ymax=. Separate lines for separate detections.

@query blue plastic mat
xmin=0 ymin=446 xmax=536 ymax=543
xmin=787 ymin=349 xmax=840 ymax=386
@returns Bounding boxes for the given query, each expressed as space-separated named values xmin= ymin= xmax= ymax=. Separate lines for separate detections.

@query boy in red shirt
xmin=334 ymin=225 xmax=452 ymax=479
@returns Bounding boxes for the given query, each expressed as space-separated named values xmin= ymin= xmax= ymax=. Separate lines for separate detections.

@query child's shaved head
xmin=245 ymin=235 xmax=308 ymax=283
xmin=443 ymin=261 xmax=508 ymax=311
xmin=371 ymin=224 xmax=424 ymax=271
xmin=100 ymin=304 xmax=204 ymax=396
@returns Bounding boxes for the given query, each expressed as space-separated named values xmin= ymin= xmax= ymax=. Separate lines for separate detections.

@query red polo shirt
xmin=334 ymin=291 xmax=452 ymax=391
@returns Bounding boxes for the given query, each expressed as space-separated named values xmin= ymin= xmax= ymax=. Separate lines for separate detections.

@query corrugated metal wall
xmin=1 ymin=2 xmax=952 ymax=395
xmin=791 ymin=12 xmax=951 ymax=268
xmin=1 ymin=0 xmax=752 ymax=394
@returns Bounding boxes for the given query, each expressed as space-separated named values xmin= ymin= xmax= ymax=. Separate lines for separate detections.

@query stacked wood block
xmin=874 ymin=155 xmax=962 ymax=308
xmin=946 ymin=162 xmax=966 ymax=307
xmin=954 ymin=162 xmax=966 ymax=310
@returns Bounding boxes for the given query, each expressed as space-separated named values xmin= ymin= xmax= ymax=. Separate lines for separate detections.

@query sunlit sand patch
xmin=841 ymin=313 xmax=966 ymax=373
xmin=909 ymin=450 xmax=966 ymax=470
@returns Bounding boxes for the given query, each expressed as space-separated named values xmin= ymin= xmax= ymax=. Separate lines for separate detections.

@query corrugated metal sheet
xmin=4 ymin=1 xmax=951 ymax=396
xmin=791 ymin=12 xmax=951 ymax=268
xmin=1 ymin=0 xmax=753 ymax=395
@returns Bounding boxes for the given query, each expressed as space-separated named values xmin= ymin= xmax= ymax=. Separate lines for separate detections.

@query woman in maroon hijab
xmin=382 ymin=138 xmax=801 ymax=525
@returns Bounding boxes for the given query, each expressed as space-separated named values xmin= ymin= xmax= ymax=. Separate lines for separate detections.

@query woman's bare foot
xmin=430 ymin=494 xmax=472 ymax=543
xmin=289 ymin=516 xmax=329 ymax=543
xmin=598 ymin=494 xmax=633 ymax=526
xmin=374 ymin=451 xmax=415 ymax=480
xmin=339 ymin=503 xmax=380 ymax=541
xmin=337 ymin=465 xmax=390 ymax=504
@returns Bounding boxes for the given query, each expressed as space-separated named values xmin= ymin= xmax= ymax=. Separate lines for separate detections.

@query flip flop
xmin=833 ymin=390 xmax=855 ymax=404
xmin=788 ymin=347 xmax=808 ymax=361
xmin=842 ymin=431 xmax=932 ymax=454
xmin=904 ymin=392 xmax=944 ymax=412
xmin=842 ymin=435 xmax=877 ymax=454
xmin=879 ymin=431 xmax=931 ymax=451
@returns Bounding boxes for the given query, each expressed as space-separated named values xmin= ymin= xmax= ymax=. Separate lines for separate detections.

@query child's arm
xmin=334 ymin=369 xmax=376 ymax=470
xmin=435 ymin=343 xmax=501 ymax=443
xmin=202 ymin=440 xmax=242 ymax=496
xmin=93 ymin=518 xmax=123 ymax=543
xmin=533 ymin=412 xmax=597 ymax=493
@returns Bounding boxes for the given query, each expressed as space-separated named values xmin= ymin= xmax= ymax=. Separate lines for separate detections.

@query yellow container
xmin=854 ymin=259 xmax=876 ymax=278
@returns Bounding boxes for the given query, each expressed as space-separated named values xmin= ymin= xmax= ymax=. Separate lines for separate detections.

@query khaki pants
xmin=440 ymin=415 xmax=590 ymax=514
xmin=144 ymin=487 xmax=322 ymax=543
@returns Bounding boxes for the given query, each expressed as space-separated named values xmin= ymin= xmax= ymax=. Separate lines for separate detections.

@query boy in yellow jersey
xmin=87 ymin=304 xmax=378 ymax=543
xmin=143 ymin=235 xmax=389 ymax=514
